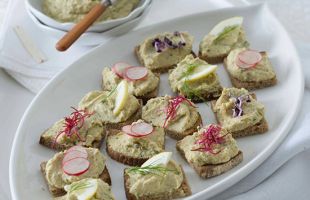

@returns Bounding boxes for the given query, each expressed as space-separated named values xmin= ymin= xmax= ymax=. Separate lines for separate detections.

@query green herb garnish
xmin=66 ymin=181 xmax=92 ymax=194
xmin=127 ymin=165 xmax=179 ymax=176
xmin=180 ymin=63 xmax=197 ymax=79
xmin=213 ymin=25 xmax=238 ymax=44
xmin=101 ymin=85 xmax=117 ymax=103
xmin=181 ymin=81 xmax=207 ymax=103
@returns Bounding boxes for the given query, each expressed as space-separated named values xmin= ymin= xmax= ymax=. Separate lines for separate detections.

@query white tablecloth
xmin=1 ymin=0 xmax=310 ymax=200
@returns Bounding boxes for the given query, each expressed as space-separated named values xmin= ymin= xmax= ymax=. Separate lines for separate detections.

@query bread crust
xmin=135 ymin=45 xmax=196 ymax=73
xmin=165 ymin=113 xmax=202 ymax=140
xmin=223 ymin=53 xmax=277 ymax=90
xmin=40 ymin=162 xmax=111 ymax=197
xmin=123 ymin=165 xmax=191 ymax=200
xmin=176 ymin=142 xmax=243 ymax=178
xmin=106 ymin=129 xmax=165 ymax=166
xmin=39 ymin=126 xmax=106 ymax=151
xmin=211 ymin=100 xmax=268 ymax=137
xmin=198 ymin=51 xmax=227 ymax=64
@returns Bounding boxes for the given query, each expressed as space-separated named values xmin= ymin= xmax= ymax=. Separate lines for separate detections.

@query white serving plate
xmin=25 ymin=0 xmax=151 ymax=32
xmin=9 ymin=4 xmax=304 ymax=200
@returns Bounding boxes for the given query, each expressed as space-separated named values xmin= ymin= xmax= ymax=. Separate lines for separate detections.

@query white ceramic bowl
xmin=25 ymin=0 xmax=151 ymax=32
xmin=27 ymin=2 xmax=151 ymax=46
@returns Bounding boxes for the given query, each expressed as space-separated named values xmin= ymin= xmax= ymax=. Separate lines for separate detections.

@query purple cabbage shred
xmin=232 ymin=94 xmax=251 ymax=118
xmin=152 ymin=31 xmax=186 ymax=52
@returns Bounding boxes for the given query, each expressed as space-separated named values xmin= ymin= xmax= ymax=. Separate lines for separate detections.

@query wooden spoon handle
xmin=56 ymin=4 xmax=107 ymax=51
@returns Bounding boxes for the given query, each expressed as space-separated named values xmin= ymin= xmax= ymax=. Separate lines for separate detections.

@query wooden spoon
xmin=56 ymin=0 xmax=114 ymax=52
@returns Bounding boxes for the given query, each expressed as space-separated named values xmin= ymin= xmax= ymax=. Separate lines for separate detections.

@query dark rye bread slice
xmin=165 ymin=113 xmax=202 ymax=140
xmin=198 ymin=51 xmax=227 ymax=64
xmin=210 ymin=98 xmax=268 ymax=138
xmin=223 ymin=53 xmax=277 ymax=90
xmin=124 ymin=165 xmax=191 ymax=200
xmin=105 ymin=99 xmax=143 ymax=130
xmin=106 ymin=129 xmax=165 ymax=166
xmin=172 ymin=86 xmax=222 ymax=103
xmin=176 ymin=142 xmax=243 ymax=178
xmin=101 ymin=74 xmax=160 ymax=104
xmin=39 ymin=126 xmax=107 ymax=152
xmin=135 ymin=45 xmax=196 ymax=73
xmin=40 ymin=162 xmax=111 ymax=197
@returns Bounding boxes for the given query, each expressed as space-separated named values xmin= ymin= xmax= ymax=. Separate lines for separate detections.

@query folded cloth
xmin=0 ymin=0 xmax=233 ymax=93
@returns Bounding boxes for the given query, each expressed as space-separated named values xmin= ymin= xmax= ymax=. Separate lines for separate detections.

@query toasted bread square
xmin=106 ymin=128 xmax=165 ymax=166
xmin=39 ymin=126 xmax=106 ymax=152
xmin=40 ymin=162 xmax=111 ymax=197
xmin=224 ymin=52 xmax=277 ymax=90
xmin=124 ymin=165 xmax=191 ymax=200
xmin=210 ymin=99 xmax=268 ymax=138
xmin=176 ymin=141 xmax=243 ymax=178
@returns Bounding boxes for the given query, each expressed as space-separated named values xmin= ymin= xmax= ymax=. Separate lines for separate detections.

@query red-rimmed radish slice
xmin=123 ymin=125 xmax=145 ymax=138
xmin=131 ymin=122 xmax=153 ymax=136
xmin=63 ymin=157 xmax=90 ymax=176
xmin=112 ymin=62 xmax=131 ymax=78
xmin=122 ymin=125 xmax=132 ymax=134
xmin=238 ymin=50 xmax=262 ymax=66
xmin=63 ymin=150 xmax=88 ymax=164
xmin=235 ymin=58 xmax=255 ymax=69
xmin=124 ymin=66 xmax=148 ymax=81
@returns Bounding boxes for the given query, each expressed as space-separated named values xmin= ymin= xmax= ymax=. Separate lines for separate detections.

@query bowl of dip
xmin=25 ymin=0 xmax=151 ymax=32
xmin=26 ymin=1 xmax=151 ymax=46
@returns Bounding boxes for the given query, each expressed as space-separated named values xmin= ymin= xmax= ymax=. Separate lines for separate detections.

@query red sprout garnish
xmin=163 ymin=96 xmax=196 ymax=128
xmin=191 ymin=124 xmax=226 ymax=154
xmin=52 ymin=107 xmax=94 ymax=147
xmin=232 ymin=94 xmax=251 ymax=118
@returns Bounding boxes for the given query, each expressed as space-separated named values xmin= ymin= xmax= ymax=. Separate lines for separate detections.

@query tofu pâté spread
xmin=226 ymin=48 xmax=276 ymax=82
xmin=213 ymin=88 xmax=265 ymax=132
xmin=178 ymin=124 xmax=239 ymax=165
xmin=45 ymin=148 xmax=106 ymax=189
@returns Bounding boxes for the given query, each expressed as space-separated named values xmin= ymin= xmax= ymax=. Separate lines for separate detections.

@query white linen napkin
xmin=1 ymin=0 xmax=310 ymax=199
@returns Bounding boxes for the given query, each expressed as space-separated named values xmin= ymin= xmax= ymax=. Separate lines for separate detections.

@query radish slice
xmin=63 ymin=157 xmax=90 ymax=176
xmin=235 ymin=58 xmax=255 ymax=69
xmin=131 ymin=122 xmax=153 ymax=136
xmin=124 ymin=66 xmax=148 ymax=81
xmin=122 ymin=125 xmax=132 ymax=134
xmin=112 ymin=62 xmax=131 ymax=78
xmin=238 ymin=50 xmax=262 ymax=66
xmin=63 ymin=150 xmax=88 ymax=164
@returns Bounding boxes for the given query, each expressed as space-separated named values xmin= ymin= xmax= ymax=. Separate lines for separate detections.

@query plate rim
xmin=9 ymin=3 xmax=305 ymax=200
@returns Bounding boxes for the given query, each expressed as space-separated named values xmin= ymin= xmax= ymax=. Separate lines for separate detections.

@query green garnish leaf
xmin=213 ymin=25 xmax=238 ymax=44
xmin=181 ymin=81 xmax=207 ymax=104
xmin=102 ymin=85 xmax=117 ymax=103
xmin=180 ymin=63 xmax=197 ymax=79
xmin=127 ymin=165 xmax=179 ymax=176
xmin=67 ymin=181 xmax=92 ymax=194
